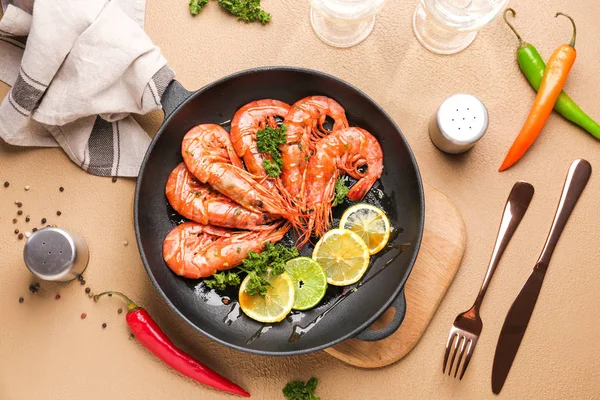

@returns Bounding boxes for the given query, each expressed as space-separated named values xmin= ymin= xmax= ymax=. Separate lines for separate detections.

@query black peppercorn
xmin=18 ymin=233 xmax=24 ymax=240
xmin=29 ymin=283 xmax=40 ymax=294
xmin=3 ymin=181 xmax=9 ymax=187
xmin=19 ymin=297 xmax=24 ymax=303
xmin=25 ymin=216 xmax=30 ymax=222
xmin=56 ymin=211 xmax=62 ymax=216
xmin=17 ymin=210 xmax=23 ymax=216
xmin=102 ymin=323 xmax=107 ymax=329
xmin=32 ymin=228 xmax=38 ymax=232
xmin=41 ymin=218 xmax=47 ymax=224
xmin=59 ymin=187 xmax=64 ymax=192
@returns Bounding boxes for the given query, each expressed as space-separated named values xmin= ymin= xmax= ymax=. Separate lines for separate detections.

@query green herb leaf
xmin=204 ymin=271 xmax=241 ymax=291
xmin=283 ymin=378 xmax=320 ymax=400
xmin=257 ymin=124 xmax=287 ymax=177
xmin=203 ymin=242 xmax=298 ymax=297
xmin=332 ymin=177 xmax=349 ymax=207
xmin=239 ymin=242 xmax=299 ymax=296
xmin=243 ymin=271 xmax=272 ymax=297
xmin=189 ymin=0 xmax=209 ymax=15
xmin=217 ymin=0 xmax=272 ymax=24
xmin=262 ymin=158 xmax=282 ymax=177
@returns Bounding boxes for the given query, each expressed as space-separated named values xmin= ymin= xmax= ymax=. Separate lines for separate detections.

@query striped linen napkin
xmin=0 ymin=0 xmax=175 ymax=177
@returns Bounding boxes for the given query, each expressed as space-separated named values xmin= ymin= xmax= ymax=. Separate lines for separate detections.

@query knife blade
xmin=491 ymin=266 xmax=545 ymax=394
xmin=491 ymin=159 xmax=592 ymax=395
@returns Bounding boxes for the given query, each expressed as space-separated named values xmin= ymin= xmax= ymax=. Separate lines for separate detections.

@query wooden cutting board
xmin=325 ymin=185 xmax=466 ymax=368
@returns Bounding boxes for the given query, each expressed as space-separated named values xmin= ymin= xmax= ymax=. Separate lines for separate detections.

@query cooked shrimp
xmin=230 ymin=99 xmax=290 ymax=189
xmin=166 ymin=163 xmax=274 ymax=230
xmin=280 ymin=96 xmax=348 ymax=203
xmin=182 ymin=124 xmax=297 ymax=223
xmin=302 ymin=127 xmax=383 ymax=243
xmin=162 ymin=221 xmax=290 ymax=279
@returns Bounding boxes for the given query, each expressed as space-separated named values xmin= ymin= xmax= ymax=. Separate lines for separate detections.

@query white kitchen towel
xmin=0 ymin=0 xmax=175 ymax=176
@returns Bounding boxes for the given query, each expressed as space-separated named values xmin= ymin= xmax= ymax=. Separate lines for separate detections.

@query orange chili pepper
xmin=499 ymin=12 xmax=577 ymax=172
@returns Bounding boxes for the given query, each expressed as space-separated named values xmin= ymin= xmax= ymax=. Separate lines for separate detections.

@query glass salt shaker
xmin=310 ymin=0 xmax=386 ymax=48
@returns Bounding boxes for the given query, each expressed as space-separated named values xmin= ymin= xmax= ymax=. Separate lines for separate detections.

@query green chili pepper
xmin=504 ymin=8 xmax=600 ymax=140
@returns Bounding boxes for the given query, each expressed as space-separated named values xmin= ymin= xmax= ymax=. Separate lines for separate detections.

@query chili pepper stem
xmin=555 ymin=12 xmax=576 ymax=48
xmin=503 ymin=8 xmax=527 ymax=47
xmin=95 ymin=291 xmax=138 ymax=312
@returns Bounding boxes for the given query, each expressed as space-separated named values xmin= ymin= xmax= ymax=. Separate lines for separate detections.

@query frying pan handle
xmin=161 ymin=80 xmax=194 ymax=120
xmin=354 ymin=289 xmax=406 ymax=342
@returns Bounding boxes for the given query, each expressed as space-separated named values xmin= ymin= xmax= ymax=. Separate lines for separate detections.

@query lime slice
xmin=285 ymin=257 xmax=328 ymax=310
xmin=339 ymin=203 xmax=391 ymax=255
xmin=239 ymin=271 xmax=295 ymax=323
xmin=312 ymin=229 xmax=370 ymax=286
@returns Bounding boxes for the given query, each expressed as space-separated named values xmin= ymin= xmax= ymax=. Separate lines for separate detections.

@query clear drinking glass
xmin=413 ymin=0 xmax=509 ymax=55
xmin=310 ymin=0 xmax=386 ymax=48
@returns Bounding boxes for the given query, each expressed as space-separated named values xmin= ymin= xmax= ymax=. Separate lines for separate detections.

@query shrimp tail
xmin=347 ymin=177 xmax=376 ymax=201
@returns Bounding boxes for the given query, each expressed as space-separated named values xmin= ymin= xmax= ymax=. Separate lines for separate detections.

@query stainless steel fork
xmin=443 ymin=181 xmax=534 ymax=379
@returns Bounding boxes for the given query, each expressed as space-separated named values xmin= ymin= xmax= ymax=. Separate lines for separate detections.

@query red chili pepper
xmin=95 ymin=291 xmax=250 ymax=397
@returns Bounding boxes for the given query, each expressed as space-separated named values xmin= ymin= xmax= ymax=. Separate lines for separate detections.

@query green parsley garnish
xmin=263 ymin=158 xmax=282 ymax=178
xmin=218 ymin=0 xmax=271 ymax=24
xmin=203 ymin=242 xmax=298 ymax=297
xmin=283 ymin=378 xmax=320 ymax=400
xmin=257 ymin=124 xmax=287 ymax=177
xmin=189 ymin=0 xmax=272 ymax=24
xmin=189 ymin=0 xmax=209 ymax=15
xmin=332 ymin=177 xmax=349 ymax=206
xmin=238 ymin=242 xmax=298 ymax=296
xmin=204 ymin=271 xmax=241 ymax=291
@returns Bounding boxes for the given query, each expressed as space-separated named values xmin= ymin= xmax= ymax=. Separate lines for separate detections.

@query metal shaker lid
xmin=23 ymin=227 xmax=89 ymax=282
xmin=429 ymin=94 xmax=488 ymax=154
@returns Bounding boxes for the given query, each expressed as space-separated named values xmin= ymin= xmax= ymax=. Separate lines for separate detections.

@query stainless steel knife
xmin=491 ymin=159 xmax=592 ymax=395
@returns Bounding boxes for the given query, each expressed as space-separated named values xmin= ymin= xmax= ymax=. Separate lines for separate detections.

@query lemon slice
xmin=339 ymin=204 xmax=391 ymax=255
xmin=312 ymin=229 xmax=370 ymax=286
xmin=239 ymin=271 xmax=295 ymax=323
xmin=285 ymin=257 xmax=328 ymax=310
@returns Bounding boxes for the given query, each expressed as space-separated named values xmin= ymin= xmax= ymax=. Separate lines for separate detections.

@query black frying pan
xmin=134 ymin=67 xmax=424 ymax=356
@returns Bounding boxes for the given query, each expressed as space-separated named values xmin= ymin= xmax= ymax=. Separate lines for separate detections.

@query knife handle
xmin=473 ymin=181 xmax=534 ymax=310
xmin=536 ymin=159 xmax=592 ymax=270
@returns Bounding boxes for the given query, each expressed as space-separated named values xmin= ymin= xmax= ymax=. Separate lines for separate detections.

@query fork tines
xmin=443 ymin=328 xmax=477 ymax=380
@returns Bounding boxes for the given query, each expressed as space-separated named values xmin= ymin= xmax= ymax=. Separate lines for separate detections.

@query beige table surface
xmin=1 ymin=1 xmax=599 ymax=399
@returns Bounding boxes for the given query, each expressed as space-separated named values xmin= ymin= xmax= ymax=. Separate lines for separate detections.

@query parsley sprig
xmin=283 ymin=378 xmax=320 ymax=400
xmin=332 ymin=177 xmax=349 ymax=206
xmin=257 ymin=124 xmax=287 ymax=177
xmin=189 ymin=0 xmax=272 ymax=25
xmin=204 ymin=243 xmax=298 ymax=296
xmin=189 ymin=0 xmax=209 ymax=14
